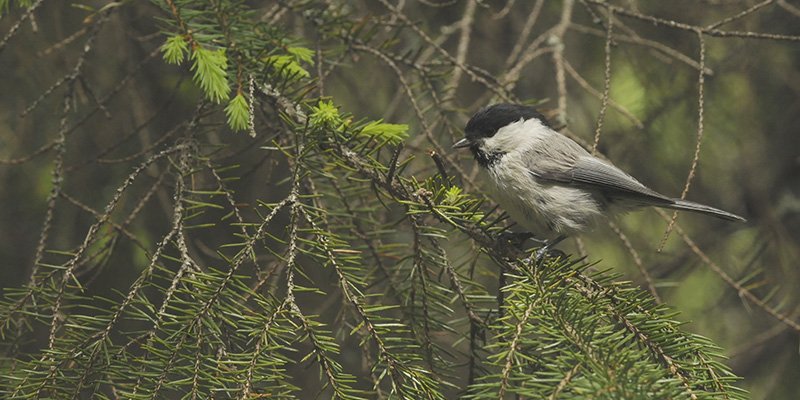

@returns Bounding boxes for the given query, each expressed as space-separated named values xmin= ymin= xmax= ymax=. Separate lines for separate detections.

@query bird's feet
xmin=496 ymin=232 xmax=566 ymax=263
xmin=532 ymin=234 xmax=567 ymax=262
xmin=497 ymin=231 xmax=547 ymax=249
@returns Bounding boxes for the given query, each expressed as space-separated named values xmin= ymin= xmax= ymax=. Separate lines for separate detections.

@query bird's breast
xmin=481 ymin=155 xmax=604 ymax=234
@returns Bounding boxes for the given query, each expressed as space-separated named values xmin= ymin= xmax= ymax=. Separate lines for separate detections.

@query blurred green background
xmin=1 ymin=1 xmax=799 ymax=398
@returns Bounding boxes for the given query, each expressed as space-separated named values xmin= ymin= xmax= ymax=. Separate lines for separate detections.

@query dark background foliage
xmin=1 ymin=0 xmax=799 ymax=398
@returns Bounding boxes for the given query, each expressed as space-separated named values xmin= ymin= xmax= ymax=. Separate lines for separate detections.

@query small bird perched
xmin=453 ymin=103 xmax=745 ymax=240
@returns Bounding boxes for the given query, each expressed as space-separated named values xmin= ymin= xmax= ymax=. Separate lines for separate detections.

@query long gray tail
xmin=665 ymin=199 xmax=746 ymax=222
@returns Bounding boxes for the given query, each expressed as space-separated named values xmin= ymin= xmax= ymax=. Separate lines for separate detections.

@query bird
xmin=453 ymin=103 xmax=745 ymax=243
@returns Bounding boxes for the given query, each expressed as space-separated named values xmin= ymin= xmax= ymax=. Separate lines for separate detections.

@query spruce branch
xmin=3 ymin=2 xmax=795 ymax=398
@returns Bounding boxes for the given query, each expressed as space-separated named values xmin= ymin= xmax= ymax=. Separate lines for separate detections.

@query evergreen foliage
xmin=2 ymin=0 xmax=798 ymax=398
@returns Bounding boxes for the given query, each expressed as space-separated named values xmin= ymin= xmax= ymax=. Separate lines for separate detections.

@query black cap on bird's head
xmin=453 ymin=103 xmax=550 ymax=149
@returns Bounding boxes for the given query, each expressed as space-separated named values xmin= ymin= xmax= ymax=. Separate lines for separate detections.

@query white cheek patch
xmin=482 ymin=118 xmax=550 ymax=155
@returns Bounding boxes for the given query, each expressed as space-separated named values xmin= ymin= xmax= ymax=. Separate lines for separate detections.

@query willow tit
xmin=453 ymin=103 xmax=745 ymax=237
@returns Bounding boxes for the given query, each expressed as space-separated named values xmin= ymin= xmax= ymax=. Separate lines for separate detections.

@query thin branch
xmin=504 ymin=0 xmax=545 ymax=68
xmin=706 ymin=0 xmax=775 ymax=30
xmin=444 ymin=0 xmax=477 ymax=100
xmin=497 ymin=297 xmax=538 ymax=399
xmin=587 ymin=0 xmax=800 ymax=41
xmin=562 ymin=60 xmax=643 ymax=128
xmin=0 ymin=0 xmax=45 ymax=56
xmin=659 ymin=31 xmax=706 ymax=250
xmin=568 ymin=23 xmax=714 ymax=76
xmin=591 ymin=5 xmax=613 ymax=154
xmin=552 ymin=0 xmax=575 ymax=125
xmin=548 ymin=363 xmax=581 ymax=400
xmin=657 ymin=210 xmax=800 ymax=333
xmin=376 ymin=0 xmax=513 ymax=101
xmin=607 ymin=220 xmax=662 ymax=304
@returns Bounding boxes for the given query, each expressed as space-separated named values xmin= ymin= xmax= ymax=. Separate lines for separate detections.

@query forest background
xmin=1 ymin=0 xmax=799 ymax=398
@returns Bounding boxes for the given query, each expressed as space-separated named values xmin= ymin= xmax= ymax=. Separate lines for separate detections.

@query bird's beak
xmin=452 ymin=138 xmax=471 ymax=149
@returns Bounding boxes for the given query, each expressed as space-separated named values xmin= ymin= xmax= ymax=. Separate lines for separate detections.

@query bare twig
xmin=0 ymin=0 xmax=45 ymax=56
xmin=569 ymin=23 xmax=714 ymax=76
xmin=706 ymin=0 xmax=775 ymax=30
xmin=504 ymin=0 xmax=545 ymax=67
xmin=655 ymin=209 xmax=800 ymax=333
xmin=591 ymin=5 xmax=613 ymax=154
xmin=587 ymin=0 xmax=800 ymax=41
xmin=563 ymin=60 xmax=643 ymax=128
xmin=659 ymin=31 xmax=706 ymax=250
xmin=445 ymin=0 xmax=477 ymax=100
xmin=607 ymin=220 xmax=662 ymax=303
xmin=552 ymin=0 xmax=575 ymax=125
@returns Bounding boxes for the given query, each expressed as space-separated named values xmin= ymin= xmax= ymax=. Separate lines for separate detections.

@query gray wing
xmin=530 ymin=155 xmax=674 ymax=205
